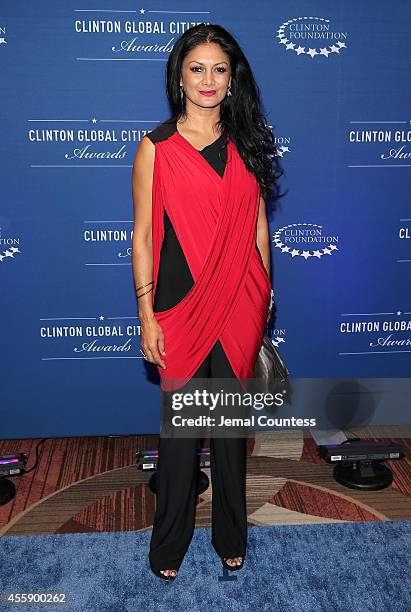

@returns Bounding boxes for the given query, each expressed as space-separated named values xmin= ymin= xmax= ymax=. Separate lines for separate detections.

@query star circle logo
xmin=276 ymin=17 xmax=348 ymax=59
xmin=273 ymin=223 xmax=339 ymax=260
xmin=0 ymin=224 xmax=21 ymax=264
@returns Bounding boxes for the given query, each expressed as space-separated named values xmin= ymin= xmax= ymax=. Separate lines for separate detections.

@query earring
xmin=180 ymin=85 xmax=184 ymax=102
xmin=226 ymin=84 xmax=232 ymax=97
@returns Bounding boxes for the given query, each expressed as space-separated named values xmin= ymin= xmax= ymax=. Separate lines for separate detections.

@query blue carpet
xmin=0 ymin=521 xmax=409 ymax=611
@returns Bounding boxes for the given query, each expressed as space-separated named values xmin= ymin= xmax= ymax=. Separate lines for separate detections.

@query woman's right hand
xmin=140 ymin=314 xmax=166 ymax=369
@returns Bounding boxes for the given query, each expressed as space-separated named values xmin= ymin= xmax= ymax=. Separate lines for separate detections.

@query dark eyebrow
xmin=188 ymin=60 xmax=229 ymax=66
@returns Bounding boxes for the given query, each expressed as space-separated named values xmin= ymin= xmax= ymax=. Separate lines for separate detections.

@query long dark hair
xmin=165 ymin=23 xmax=285 ymax=213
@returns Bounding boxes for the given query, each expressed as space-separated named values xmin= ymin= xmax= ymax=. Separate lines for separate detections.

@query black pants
xmin=149 ymin=339 xmax=247 ymax=572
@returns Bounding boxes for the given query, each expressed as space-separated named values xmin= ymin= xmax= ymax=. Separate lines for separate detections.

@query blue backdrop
xmin=1 ymin=1 xmax=410 ymax=438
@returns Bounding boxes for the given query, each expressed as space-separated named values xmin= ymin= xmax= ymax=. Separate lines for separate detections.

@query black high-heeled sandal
xmin=149 ymin=561 xmax=178 ymax=581
xmin=221 ymin=556 xmax=244 ymax=571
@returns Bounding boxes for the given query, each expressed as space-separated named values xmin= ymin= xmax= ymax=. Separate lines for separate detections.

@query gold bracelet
xmin=136 ymin=286 xmax=153 ymax=299
xmin=136 ymin=280 xmax=154 ymax=291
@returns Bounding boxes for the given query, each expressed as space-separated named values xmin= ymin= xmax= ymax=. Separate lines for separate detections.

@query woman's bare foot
xmin=224 ymin=556 xmax=243 ymax=567
xmin=159 ymin=569 xmax=177 ymax=578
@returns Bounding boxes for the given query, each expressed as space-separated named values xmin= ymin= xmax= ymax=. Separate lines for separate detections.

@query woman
xmin=132 ymin=23 xmax=281 ymax=580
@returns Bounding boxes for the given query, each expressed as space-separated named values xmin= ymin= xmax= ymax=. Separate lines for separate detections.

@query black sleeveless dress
xmin=147 ymin=118 xmax=227 ymax=313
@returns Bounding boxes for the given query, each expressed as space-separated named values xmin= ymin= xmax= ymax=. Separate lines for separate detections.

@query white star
xmin=312 ymin=250 xmax=323 ymax=259
xmin=330 ymin=45 xmax=340 ymax=54
xmin=276 ymin=337 xmax=285 ymax=344
xmin=323 ymin=248 xmax=332 ymax=255
xmin=286 ymin=42 xmax=296 ymax=50
xmin=92 ymin=117 xmax=97 ymax=123
xmin=329 ymin=244 xmax=338 ymax=251
xmin=290 ymin=249 xmax=300 ymax=257
xmin=99 ymin=315 xmax=105 ymax=320
xmin=307 ymin=48 xmax=318 ymax=58
xmin=336 ymin=42 xmax=347 ymax=49
xmin=4 ymin=250 xmax=14 ymax=258
xmin=140 ymin=8 xmax=145 ymax=14
xmin=10 ymin=246 xmax=20 ymax=253
xmin=320 ymin=48 xmax=330 ymax=57
xmin=281 ymin=146 xmax=290 ymax=153
xmin=396 ymin=311 xmax=402 ymax=315
xmin=295 ymin=46 xmax=305 ymax=55
xmin=0 ymin=254 xmax=4 ymax=262
xmin=281 ymin=246 xmax=290 ymax=252
xmin=301 ymin=251 xmax=311 ymax=259
xmin=275 ymin=242 xmax=284 ymax=249
xmin=279 ymin=38 xmax=289 ymax=46
xmin=0 ymin=38 xmax=7 ymax=44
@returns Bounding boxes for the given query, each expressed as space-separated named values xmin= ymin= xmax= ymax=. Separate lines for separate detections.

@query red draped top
xmin=151 ymin=128 xmax=271 ymax=391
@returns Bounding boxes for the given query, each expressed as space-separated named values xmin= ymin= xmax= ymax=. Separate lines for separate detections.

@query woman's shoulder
xmin=146 ymin=117 xmax=177 ymax=145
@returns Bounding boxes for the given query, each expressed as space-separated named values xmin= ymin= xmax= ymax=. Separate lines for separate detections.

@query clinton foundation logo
xmin=0 ymin=26 xmax=7 ymax=46
xmin=0 ymin=222 xmax=21 ymax=265
xmin=273 ymin=223 xmax=339 ymax=261
xmin=269 ymin=125 xmax=291 ymax=159
xmin=276 ymin=17 xmax=348 ymax=59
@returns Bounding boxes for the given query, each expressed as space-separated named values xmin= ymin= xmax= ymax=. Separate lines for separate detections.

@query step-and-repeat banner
xmin=1 ymin=1 xmax=410 ymax=438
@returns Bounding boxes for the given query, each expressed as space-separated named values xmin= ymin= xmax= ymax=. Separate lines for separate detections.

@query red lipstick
xmin=199 ymin=90 xmax=216 ymax=97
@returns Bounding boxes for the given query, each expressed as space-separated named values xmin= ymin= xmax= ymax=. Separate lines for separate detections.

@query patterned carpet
xmin=0 ymin=427 xmax=410 ymax=536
